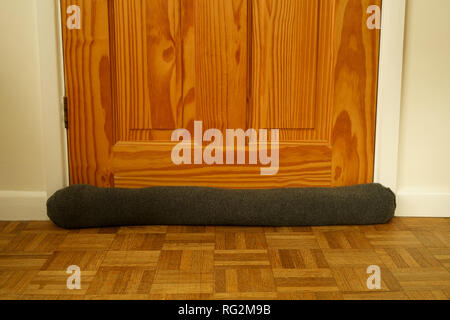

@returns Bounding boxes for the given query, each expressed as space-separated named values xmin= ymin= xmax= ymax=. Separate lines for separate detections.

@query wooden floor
xmin=0 ymin=218 xmax=449 ymax=300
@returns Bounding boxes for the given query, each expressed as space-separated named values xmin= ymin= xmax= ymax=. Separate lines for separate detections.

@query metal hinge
xmin=63 ymin=96 xmax=69 ymax=129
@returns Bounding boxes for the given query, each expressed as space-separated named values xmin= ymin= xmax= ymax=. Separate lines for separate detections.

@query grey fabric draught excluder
xmin=46 ymin=183 xmax=396 ymax=229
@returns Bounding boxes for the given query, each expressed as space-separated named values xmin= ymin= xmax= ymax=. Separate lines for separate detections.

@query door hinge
xmin=63 ymin=96 xmax=69 ymax=129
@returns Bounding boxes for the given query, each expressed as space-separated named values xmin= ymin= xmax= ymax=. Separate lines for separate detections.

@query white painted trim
xmin=374 ymin=0 xmax=406 ymax=192
xmin=35 ymin=0 xmax=69 ymax=198
xmin=396 ymin=192 xmax=450 ymax=217
xmin=0 ymin=192 xmax=48 ymax=221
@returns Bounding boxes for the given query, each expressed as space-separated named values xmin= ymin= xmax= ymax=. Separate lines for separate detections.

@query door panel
xmin=61 ymin=0 xmax=381 ymax=189
xmin=182 ymin=0 xmax=248 ymax=132
xmin=251 ymin=0 xmax=319 ymax=130
xmin=113 ymin=0 xmax=182 ymax=132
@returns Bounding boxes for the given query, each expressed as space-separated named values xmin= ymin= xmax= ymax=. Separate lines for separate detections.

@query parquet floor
xmin=0 ymin=218 xmax=449 ymax=300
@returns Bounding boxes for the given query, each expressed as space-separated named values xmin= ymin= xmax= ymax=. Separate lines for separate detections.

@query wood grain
xmin=61 ymin=0 xmax=114 ymax=187
xmin=250 ymin=0 xmax=319 ymax=129
xmin=331 ymin=0 xmax=381 ymax=185
xmin=63 ymin=0 xmax=380 ymax=189
xmin=112 ymin=142 xmax=332 ymax=189
xmin=2 ymin=218 xmax=448 ymax=300
xmin=112 ymin=0 xmax=182 ymax=134
xmin=182 ymin=0 xmax=248 ymax=132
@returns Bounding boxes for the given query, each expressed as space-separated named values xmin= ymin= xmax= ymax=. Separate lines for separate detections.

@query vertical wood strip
xmin=331 ymin=0 xmax=381 ymax=186
xmin=113 ymin=0 xmax=182 ymax=136
xmin=182 ymin=0 xmax=248 ymax=132
xmin=61 ymin=0 xmax=114 ymax=187
xmin=250 ymin=0 xmax=319 ymax=130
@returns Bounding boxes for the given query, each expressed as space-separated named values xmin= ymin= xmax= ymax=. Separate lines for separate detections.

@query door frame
xmin=41 ymin=0 xmax=406 ymax=193
xmin=373 ymin=0 xmax=406 ymax=192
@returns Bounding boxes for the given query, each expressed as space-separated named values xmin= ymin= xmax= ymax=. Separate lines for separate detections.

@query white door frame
xmin=36 ymin=0 xmax=407 ymax=214
xmin=373 ymin=0 xmax=406 ymax=193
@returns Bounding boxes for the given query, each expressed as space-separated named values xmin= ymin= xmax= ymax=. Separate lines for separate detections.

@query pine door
xmin=61 ymin=0 xmax=381 ymax=188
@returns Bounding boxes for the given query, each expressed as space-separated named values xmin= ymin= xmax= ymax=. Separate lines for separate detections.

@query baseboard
xmin=396 ymin=191 xmax=450 ymax=217
xmin=0 ymin=191 xmax=48 ymax=221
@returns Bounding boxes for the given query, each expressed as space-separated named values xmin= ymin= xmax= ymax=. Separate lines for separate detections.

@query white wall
xmin=0 ymin=0 xmax=45 ymax=191
xmin=396 ymin=0 xmax=450 ymax=217
xmin=0 ymin=0 xmax=66 ymax=220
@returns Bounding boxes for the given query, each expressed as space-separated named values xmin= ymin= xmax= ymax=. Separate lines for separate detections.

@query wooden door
xmin=61 ymin=0 xmax=381 ymax=189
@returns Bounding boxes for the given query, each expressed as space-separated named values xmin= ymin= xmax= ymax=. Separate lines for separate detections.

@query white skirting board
xmin=396 ymin=192 xmax=450 ymax=217
xmin=0 ymin=191 xmax=48 ymax=221
xmin=0 ymin=190 xmax=448 ymax=221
